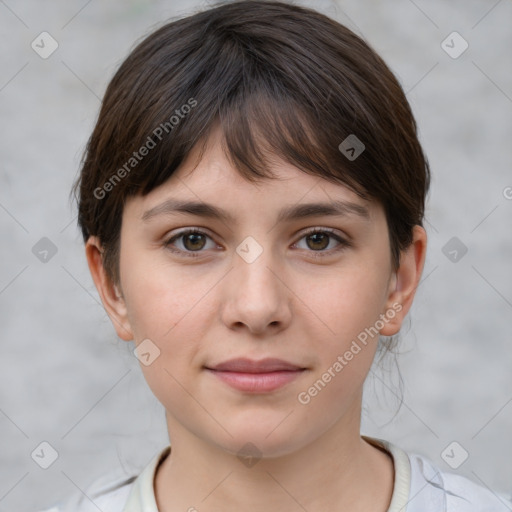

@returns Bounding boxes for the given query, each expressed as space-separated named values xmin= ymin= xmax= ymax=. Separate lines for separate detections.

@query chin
xmin=210 ymin=414 xmax=314 ymax=460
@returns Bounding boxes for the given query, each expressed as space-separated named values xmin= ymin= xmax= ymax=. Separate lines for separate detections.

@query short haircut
xmin=72 ymin=0 xmax=430 ymax=286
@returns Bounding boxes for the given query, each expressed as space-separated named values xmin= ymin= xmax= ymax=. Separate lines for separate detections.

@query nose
xmin=220 ymin=243 xmax=292 ymax=336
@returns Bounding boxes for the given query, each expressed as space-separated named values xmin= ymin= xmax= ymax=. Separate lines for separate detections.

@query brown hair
xmin=72 ymin=0 xmax=430 ymax=288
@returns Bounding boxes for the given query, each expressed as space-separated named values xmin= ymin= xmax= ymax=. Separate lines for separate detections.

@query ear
xmin=379 ymin=225 xmax=427 ymax=336
xmin=85 ymin=236 xmax=134 ymax=341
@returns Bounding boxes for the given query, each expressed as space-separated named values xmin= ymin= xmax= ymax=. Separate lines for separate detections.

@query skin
xmin=86 ymin=127 xmax=427 ymax=512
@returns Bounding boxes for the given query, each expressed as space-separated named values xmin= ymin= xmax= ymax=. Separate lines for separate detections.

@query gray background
xmin=0 ymin=0 xmax=511 ymax=510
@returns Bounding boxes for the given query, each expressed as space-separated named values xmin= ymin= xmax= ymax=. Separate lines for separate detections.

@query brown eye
xmin=305 ymin=232 xmax=330 ymax=251
xmin=182 ymin=232 xmax=207 ymax=251
xmin=294 ymin=228 xmax=350 ymax=258
xmin=164 ymin=229 xmax=216 ymax=257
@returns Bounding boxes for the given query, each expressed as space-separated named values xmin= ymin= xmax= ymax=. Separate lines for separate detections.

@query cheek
xmin=295 ymin=262 xmax=390 ymax=346
xmin=120 ymin=251 xmax=219 ymax=382
xmin=120 ymin=246 xmax=216 ymax=340
xmin=295 ymin=281 xmax=384 ymax=416
xmin=292 ymin=261 xmax=391 ymax=407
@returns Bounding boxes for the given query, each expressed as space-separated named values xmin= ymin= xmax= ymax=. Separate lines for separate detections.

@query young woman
xmin=39 ymin=1 xmax=511 ymax=510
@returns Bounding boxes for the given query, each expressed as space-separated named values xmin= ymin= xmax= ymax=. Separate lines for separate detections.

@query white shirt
xmin=37 ymin=436 xmax=512 ymax=511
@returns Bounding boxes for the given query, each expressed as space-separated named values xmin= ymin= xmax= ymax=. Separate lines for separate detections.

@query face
xmin=88 ymin=128 xmax=425 ymax=459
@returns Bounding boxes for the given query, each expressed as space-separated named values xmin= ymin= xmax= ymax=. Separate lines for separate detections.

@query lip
xmin=208 ymin=357 xmax=304 ymax=373
xmin=205 ymin=358 xmax=306 ymax=393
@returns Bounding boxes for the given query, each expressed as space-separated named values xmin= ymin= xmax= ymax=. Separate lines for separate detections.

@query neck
xmin=154 ymin=400 xmax=394 ymax=512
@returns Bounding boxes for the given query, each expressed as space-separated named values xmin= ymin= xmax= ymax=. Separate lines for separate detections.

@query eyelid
xmin=298 ymin=226 xmax=348 ymax=239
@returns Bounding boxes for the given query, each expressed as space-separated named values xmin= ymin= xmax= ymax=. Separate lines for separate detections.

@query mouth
xmin=204 ymin=358 xmax=307 ymax=393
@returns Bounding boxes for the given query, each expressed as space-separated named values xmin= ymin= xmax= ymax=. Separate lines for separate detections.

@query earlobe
xmin=85 ymin=236 xmax=134 ymax=341
xmin=379 ymin=225 xmax=427 ymax=336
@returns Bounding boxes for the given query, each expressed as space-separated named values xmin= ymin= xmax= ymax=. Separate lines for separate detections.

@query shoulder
xmin=34 ymin=471 xmax=137 ymax=512
xmin=34 ymin=445 xmax=170 ymax=512
xmin=365 ymin=436 xmax=512 ymax=512
xmin=407 ymin=451 xmax=512 ymax=512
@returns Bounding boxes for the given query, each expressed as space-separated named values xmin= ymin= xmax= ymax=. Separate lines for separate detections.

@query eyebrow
xmin=141 ymin=198 xmax=370 ymax=224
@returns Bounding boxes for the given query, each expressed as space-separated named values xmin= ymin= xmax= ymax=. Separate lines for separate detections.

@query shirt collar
xmin=123 ymin=437 xmax=411 ymax=512
xmin=123 ymin=445 xmax=170 ymax=512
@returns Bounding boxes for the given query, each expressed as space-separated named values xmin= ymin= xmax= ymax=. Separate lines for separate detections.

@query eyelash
xmin=163 ymin=227 xmax=351 ymax=259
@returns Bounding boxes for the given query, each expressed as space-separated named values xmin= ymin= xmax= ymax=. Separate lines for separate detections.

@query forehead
xmin=123 ymin=128 xmax=382 ymax=226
